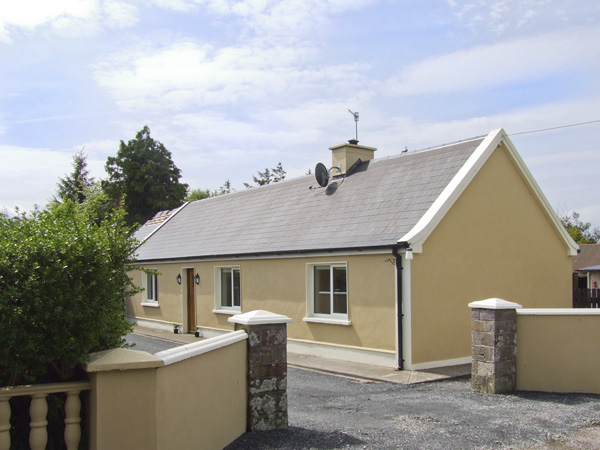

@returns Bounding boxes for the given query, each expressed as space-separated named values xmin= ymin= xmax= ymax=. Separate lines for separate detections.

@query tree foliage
xmin=0 ymin=202 xmax=140 ymax=386
xmin=243 ymin=162 xmax=286 ymax=188
xmin=103 ymin=126 xmax=188 ymax=226
xmin=560 ymin=211 xmax=600 ymax=244
xmin=185 ymin=180 xmax=233 ymax=202
xmin=55 ymin=149 xmax=94 ymax=204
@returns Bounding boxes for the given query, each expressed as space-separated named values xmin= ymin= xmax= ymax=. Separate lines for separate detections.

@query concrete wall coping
xmin=84 ymin=347 xmax=164 ymax=373
xmin=228 ymin=310 xmax=292 ymax=325
xmin=469 ymin=298 xmax=523 ymax=310
xmin=155 ymin=330 xmax=248 ymax=366
xmin=518 ymin=308 xmax=600 ymax=316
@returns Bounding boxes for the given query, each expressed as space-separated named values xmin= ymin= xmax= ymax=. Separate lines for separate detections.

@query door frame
xmin=181 ymin=267 xmax=196 ymax=333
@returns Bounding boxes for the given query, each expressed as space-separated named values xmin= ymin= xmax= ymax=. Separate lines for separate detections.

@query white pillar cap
xmin=228 ymin=310 xmax=292 ymax=325
xmin=468 ymin=298 xmax=523 ymax=310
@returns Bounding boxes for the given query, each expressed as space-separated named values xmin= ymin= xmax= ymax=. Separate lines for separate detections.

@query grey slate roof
xmin=133 ymin=208 xmax=180 ymax=243
xmin=136 ymin=137 xmax=484 ymax=262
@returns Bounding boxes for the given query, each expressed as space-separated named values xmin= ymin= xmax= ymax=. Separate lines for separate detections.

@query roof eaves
xmin=134 ymin=244 xmax=400 ymax=264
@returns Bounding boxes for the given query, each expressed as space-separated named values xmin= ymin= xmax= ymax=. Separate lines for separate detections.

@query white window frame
xmin=141 ymin=270 xmax=159 ymax=307
xmin=213 ymin=266 xmax=241 ymax=315
xmin=304 ymin=262 xmax=351 ymax=326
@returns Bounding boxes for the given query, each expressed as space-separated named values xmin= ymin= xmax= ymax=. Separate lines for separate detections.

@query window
xmin=214 ymin=266 xmax=241 ymax=313
xmin=142 ymin=270 xmax=158 ymax=305
xmin=305 ymin=263 xmax=350 ymax=325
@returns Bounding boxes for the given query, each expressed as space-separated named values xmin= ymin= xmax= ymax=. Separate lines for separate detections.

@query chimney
xmin=329 ymin=141 xmax=377 ymax=175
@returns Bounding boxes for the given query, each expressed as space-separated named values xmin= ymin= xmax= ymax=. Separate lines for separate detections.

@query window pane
xmin=233 ymin=269 xmax=241 ymax=307
xmin=332 ymin=267 xmax=346 ymax=314
xmin=314 ymin=266 xmax=330 ymax=292
xmin=314 ymin=267 xmax=331 ymax=314
xmin=315 ymin=293 xmax=331 ymax=314
xmin=147 ymin=273 xmax=157 ymax=301
xmin=332 ymin=267 xmax=346 ymax=293
xmin=221 ymin=269 xmax=232 ymax=307
xmin=333 ymin=294 xmax=347 ymax=314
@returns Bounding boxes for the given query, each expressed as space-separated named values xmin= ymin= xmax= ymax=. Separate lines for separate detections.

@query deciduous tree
xmin=561 ymin=211 xmax=600 ymax=244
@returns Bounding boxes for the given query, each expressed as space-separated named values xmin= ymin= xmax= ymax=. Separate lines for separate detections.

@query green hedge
xmin=0 ymin=202 xmax=140 ymax=386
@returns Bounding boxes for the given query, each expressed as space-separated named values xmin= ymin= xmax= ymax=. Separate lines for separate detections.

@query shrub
xmin=0 ymin=202 xmax=140 ymax=386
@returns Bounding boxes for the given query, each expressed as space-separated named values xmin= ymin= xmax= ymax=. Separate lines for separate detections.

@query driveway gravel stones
xmin=226 ymin=367 xmax=600 ymax=450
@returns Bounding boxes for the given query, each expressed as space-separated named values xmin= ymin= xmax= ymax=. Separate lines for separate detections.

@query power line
xmin=510 ymin=119 xmax=600 ymax=136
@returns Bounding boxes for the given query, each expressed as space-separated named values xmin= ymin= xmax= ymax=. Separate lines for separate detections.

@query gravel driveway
xmin=226 ymin=368 xmax=600 ymax=450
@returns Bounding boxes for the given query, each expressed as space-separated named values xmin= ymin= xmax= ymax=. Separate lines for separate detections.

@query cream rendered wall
xmin=156 ymin=340 xmax=247 ymax=450
xmin=128 ymin=253 xmax=397 ymax=352
xmin=127 ymin=265 xmax=185 ymax=325
xmin=517 ymin=314 xmax=600 ymax=393
xmin=409 ymin=145 xmax=573 ymax=366
xmin=88 ymin=368 xmax=158 ymax=450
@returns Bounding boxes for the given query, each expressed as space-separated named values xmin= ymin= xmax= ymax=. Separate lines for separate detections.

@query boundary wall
xmin=470 ymin=299 xmax=600 ymax=395
xmin=85 ymin=310 xmax=290 ymax=450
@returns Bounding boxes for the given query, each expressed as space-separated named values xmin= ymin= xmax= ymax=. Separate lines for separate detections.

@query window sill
xmin=213 ymin=309 xmax=241 ymax=316
xmin=303 ymin=317 xmax=352 ymax=326
xmin=140 ymin=302 xmax=159 ymax=308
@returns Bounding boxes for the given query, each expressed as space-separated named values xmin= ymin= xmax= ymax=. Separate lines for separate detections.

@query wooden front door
xmin=186 ymin=268 xmax=196 ymax=332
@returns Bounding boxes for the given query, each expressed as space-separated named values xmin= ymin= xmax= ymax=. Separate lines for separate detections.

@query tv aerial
xmin=348 ymin=109 xmax=359 ymax=143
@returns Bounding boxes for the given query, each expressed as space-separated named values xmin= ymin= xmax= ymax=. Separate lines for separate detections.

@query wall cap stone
xmin=469 ymin=298 xmax=523 ymax=310
xmin=229 ymin=310 xmax=292 ymax=326
xmin=155 ymin=330 xmax=248 ymax=366
xmin=518 ymin=308 xmax=600 ymax=316
xmin=84 ymin=348 xmax=163 ymax=372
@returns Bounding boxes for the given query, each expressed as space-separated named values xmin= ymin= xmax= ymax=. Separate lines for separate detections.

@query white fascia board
xmin=398 ymin=129 xmax=504 ymax=253
xmin=398 ymin=129 xmax=579 ymax=257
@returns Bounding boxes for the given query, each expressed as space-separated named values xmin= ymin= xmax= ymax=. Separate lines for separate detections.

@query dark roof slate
xmin=135 ymin=138 xmax=484 ymax=261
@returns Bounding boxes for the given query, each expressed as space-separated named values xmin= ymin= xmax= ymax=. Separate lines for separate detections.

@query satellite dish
xmin=315 ymin=162 xmax=329 ymax=187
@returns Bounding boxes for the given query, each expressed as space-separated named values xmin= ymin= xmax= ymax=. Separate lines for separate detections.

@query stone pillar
xmin=468 ymin=298 xmax=522 ymax=394
xmin=228 ymin=310 xmax=292 ymax=431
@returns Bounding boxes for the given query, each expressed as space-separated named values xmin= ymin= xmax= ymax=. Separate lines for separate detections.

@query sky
xmin=1 ymin=0 xmax=599 ymax=226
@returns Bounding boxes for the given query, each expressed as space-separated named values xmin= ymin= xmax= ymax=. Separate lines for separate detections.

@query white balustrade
xmin=0 ymin=381 xmax=90 ymax=450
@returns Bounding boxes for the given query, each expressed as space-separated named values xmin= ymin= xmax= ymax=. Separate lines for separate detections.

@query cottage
xmin=126 ymin=128 xmax=577 ymax=370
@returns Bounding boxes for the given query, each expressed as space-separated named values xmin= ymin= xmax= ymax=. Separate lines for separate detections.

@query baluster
xmin=29 ymin=394 xmax=48 ymax=450
xmin=64 ymin=390 xmax=82 ymax=450
xmin=0 ymin=399 xmax=11 ymax=450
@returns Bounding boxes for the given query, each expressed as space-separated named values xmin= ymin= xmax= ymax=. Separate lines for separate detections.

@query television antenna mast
xmin=348 ymin=109 xmax=359 ymax=143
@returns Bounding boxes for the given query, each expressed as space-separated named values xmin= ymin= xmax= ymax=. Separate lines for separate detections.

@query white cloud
xmin=93 ymin=39 xmax=370 ymax=112
xmin=386 ymin=26 xmax=600 ymax=97
xmin=0 ymin=0 xmax=138 ymax=43
xmin=448 ymin=0 xmax=599 ymax=35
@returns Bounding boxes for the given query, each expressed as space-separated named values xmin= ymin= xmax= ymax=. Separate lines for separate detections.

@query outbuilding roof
xmin=135 ymin=129 xmax=578 ymax=262
xmin=573 ymin=244 xmax=600 ymax=271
